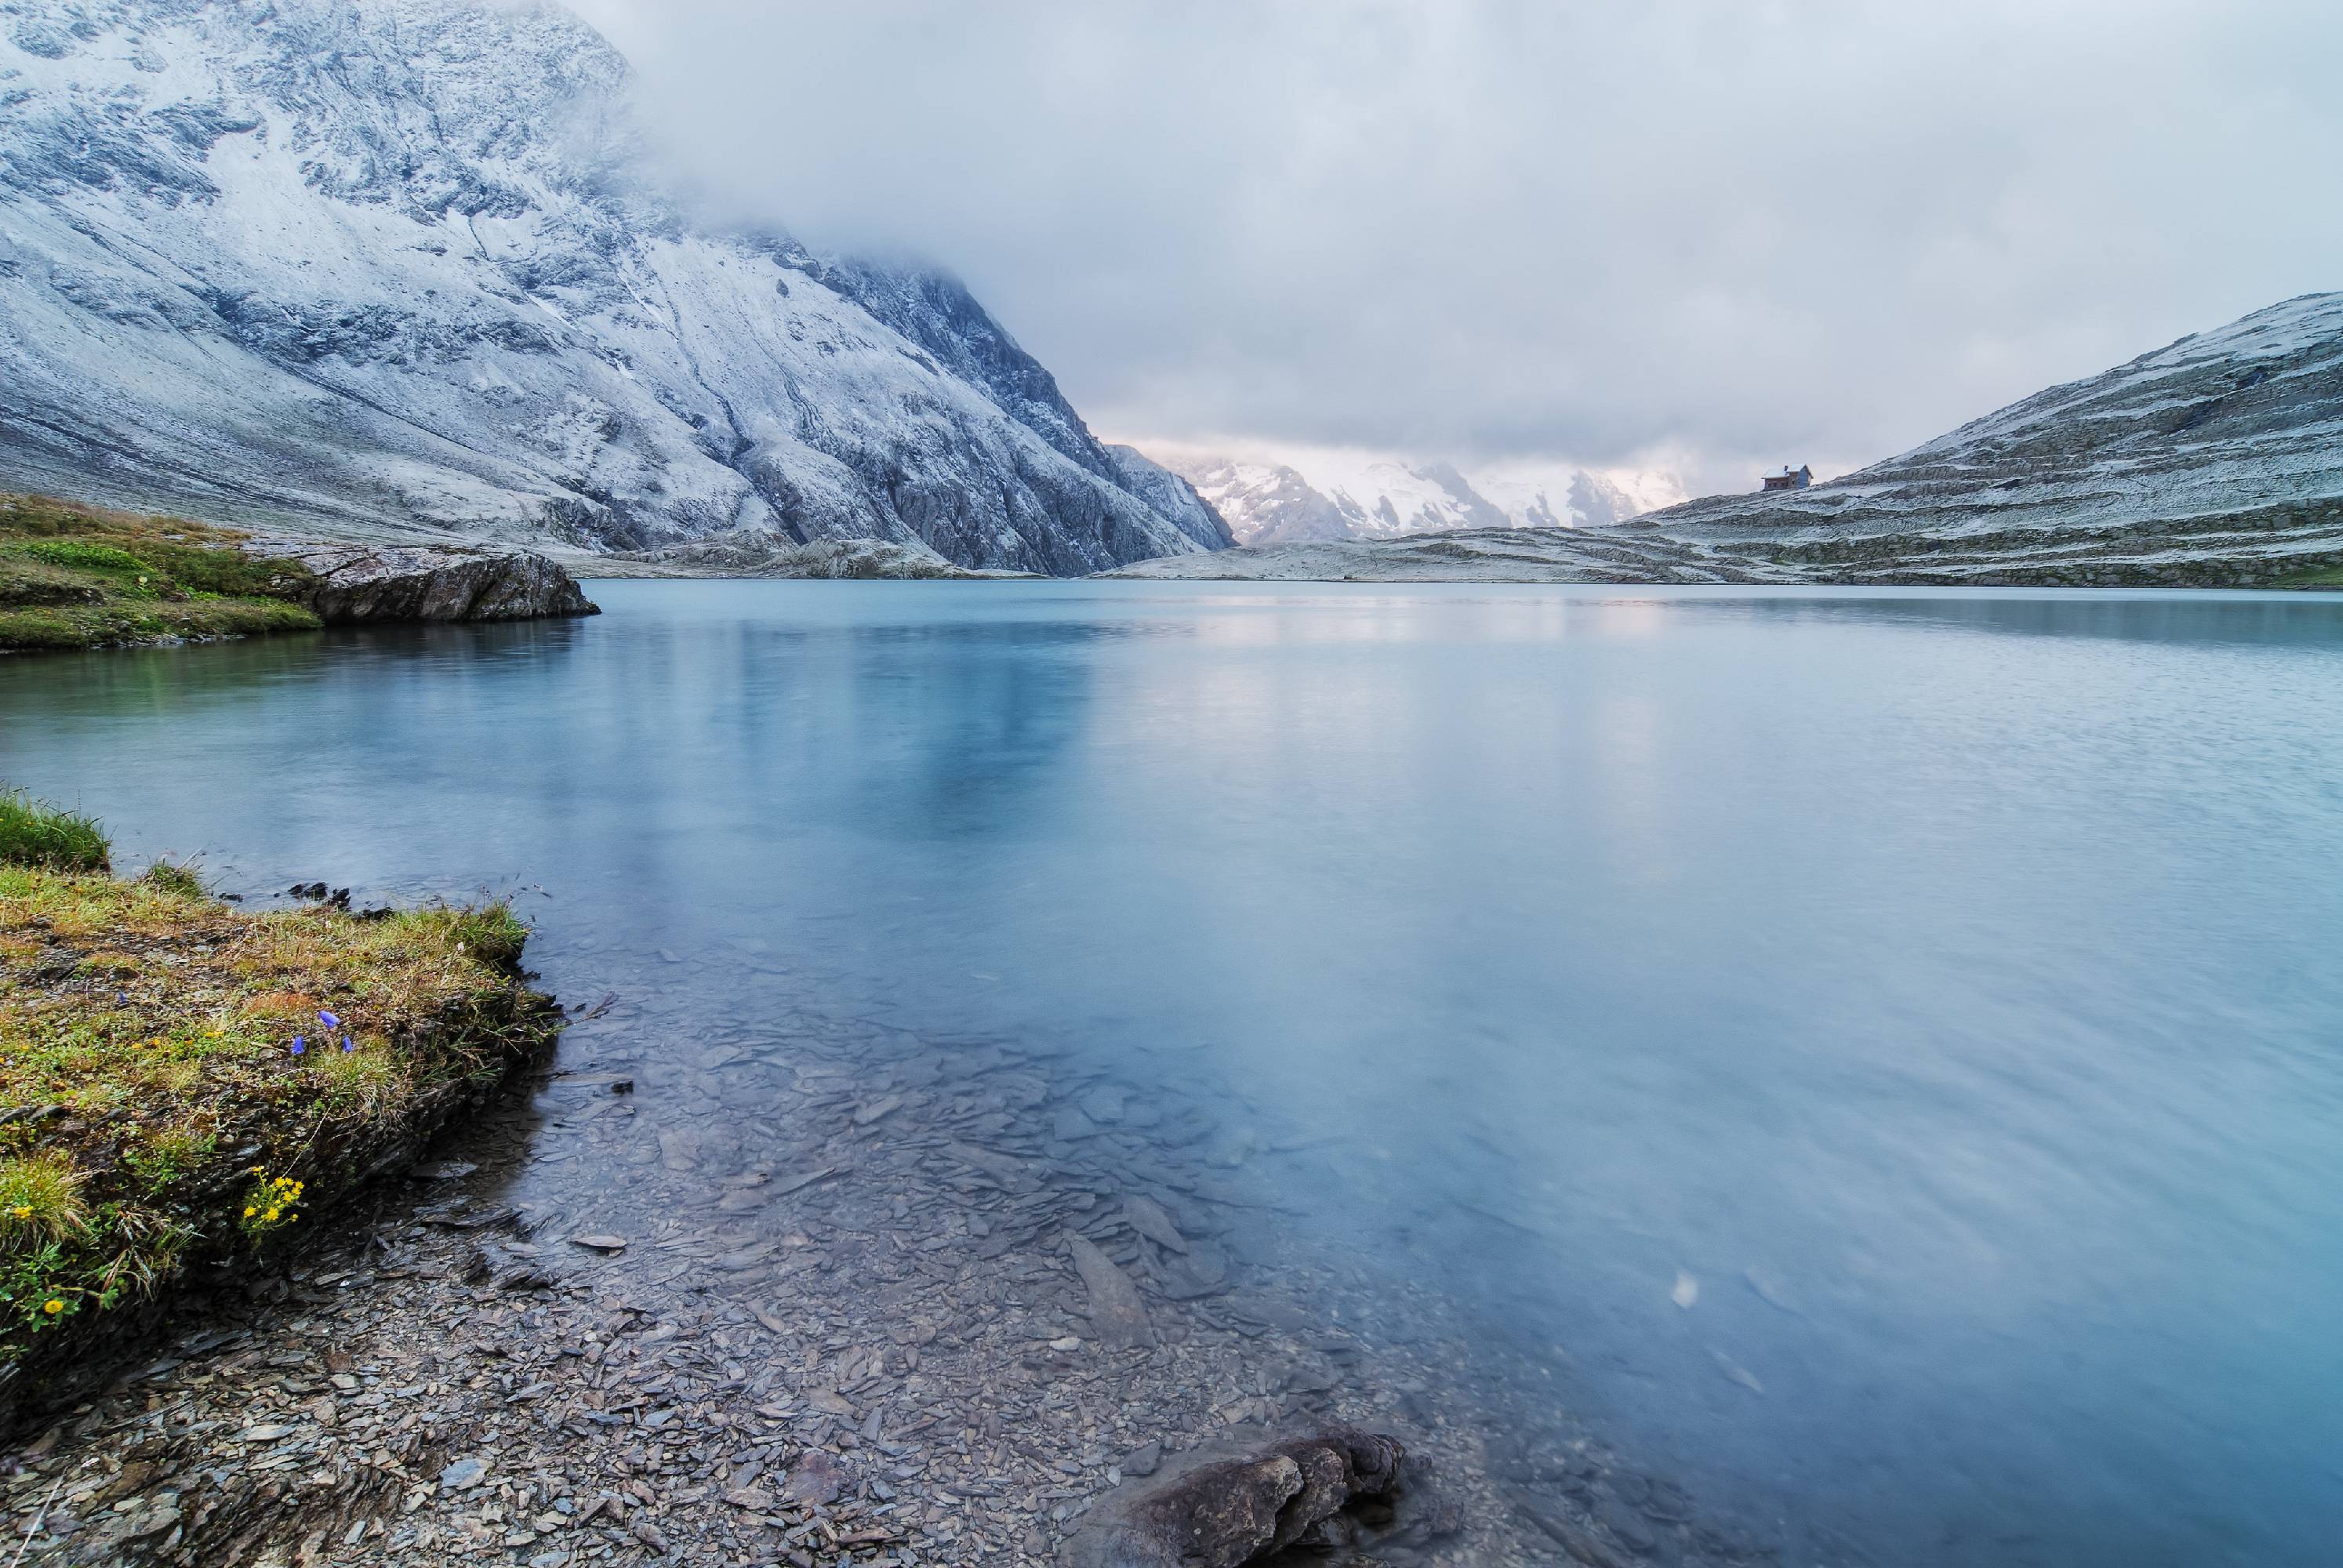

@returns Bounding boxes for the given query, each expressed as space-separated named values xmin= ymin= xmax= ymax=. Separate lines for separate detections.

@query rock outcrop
xmin=249 ymin=539 xmax=598 ymax=623
xmin=1061 ymin=1428 xmax=1407 ymax=1568
xmin=1114 ymin=293 xmax=2343 ymax=587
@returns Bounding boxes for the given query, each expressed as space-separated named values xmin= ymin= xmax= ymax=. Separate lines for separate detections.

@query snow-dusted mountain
xmin=1139 ymin=445 xmax=1683 ymax=546
xmin=1117 ymin=294 xmax=2343 ymax=587
xmin=0 ymin=0 xmax=1229 ymax=574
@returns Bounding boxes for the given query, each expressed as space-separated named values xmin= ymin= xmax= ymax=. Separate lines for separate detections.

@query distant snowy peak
xmin=0 ymin=0 xmax=1221 ymax=573
xmin=1139 ymin=445 xmax=1682 ymax=546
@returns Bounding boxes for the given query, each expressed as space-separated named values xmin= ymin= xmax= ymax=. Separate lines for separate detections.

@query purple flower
xmin=290 ymin=1036 xmax=306 ymax=1055
xmin=115 ymin=992 xmax=128 ymax=1006
xmin=340 ymin=1035 xmax=354 ymax=1052
xmin=319 ymin=1011 xmax=340 ymax=1030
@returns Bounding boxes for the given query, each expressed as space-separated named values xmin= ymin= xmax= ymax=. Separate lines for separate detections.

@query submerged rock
xmin=1060 ymin=1427 xmax=1406 ymax=1568
xmin=250 ymin=539 xmax=599 ymax=624
xmin=1067 ymin=1232 xmax=1155 ymax=1349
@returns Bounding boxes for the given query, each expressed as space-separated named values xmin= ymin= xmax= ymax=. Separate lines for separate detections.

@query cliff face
xmin=1115 ymin=294 xmax=2343 ymax=587
xmin=0 ymin=0 xmax=1227 ymax=575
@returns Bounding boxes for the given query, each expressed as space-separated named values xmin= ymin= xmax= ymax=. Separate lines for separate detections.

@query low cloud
xmin=572 ymin=0 xmax=2343 ymax=496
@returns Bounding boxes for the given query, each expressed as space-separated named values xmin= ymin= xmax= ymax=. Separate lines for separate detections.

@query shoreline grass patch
xmin=0 ymin=850 xmax=561 ymax=1410
xmin=0 ymin=790 xmax=111 ymax=873
xmin=0 ymin=492 xmax=322 ymax=652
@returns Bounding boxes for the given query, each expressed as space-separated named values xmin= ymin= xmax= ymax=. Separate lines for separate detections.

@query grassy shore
xmin=0 ymin=492 xmax=322 ymax=652
xmin=0 ymin=789 xmax=561 ymax=1407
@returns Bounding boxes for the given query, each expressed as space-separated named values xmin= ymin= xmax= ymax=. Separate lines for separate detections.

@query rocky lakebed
xmin=0 ymin=931 xmax=1781 ymax=1568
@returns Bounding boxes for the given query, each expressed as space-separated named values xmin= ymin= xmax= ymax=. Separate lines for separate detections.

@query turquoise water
xmin=6 ymin=581 xmax=2342 ymax=1565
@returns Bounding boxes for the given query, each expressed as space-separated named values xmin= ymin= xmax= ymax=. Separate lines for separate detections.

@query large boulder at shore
xmin=250 ymin=540 xmax=599 ymax=624
xmin=1060 ymin=1428 xmax=1407 ymax=1568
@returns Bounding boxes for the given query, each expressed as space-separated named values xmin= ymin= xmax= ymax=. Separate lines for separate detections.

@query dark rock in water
xmin=1068 ymin=1233 xmax=1155 ymax=1348
xmin=1521 ymin=1501 xmax=1633 ymax=1568
xmin=1060 ymin=1427 xmax=1405 ymax=1568
xmin=1120 ymin=1193 xmax=1188 ymax=1254
xmin=249 ymin=539 xmax=598 ymax=624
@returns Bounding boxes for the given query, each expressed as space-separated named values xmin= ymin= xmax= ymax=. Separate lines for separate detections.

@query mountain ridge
xmin=0 ymin=0 xmax=1228 ymax=575
xmin=1113 ymin=292 xmax=2343 ymax=586
xmin=1142 ymin=446 xmax=1674 ymax=546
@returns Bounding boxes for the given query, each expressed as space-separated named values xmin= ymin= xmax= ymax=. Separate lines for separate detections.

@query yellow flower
xmin=42 ymin=1299 xmax=61 ymax=1315
xmin=9 ymin=1206 xmax=28 ymax=1220
xmin=263 ymin=1207 xmax=280 ymax=1221
xmin=243 ymin=1207 xmax=256 ymax=1218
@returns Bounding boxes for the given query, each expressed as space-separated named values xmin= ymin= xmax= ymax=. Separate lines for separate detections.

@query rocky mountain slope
xmin=0 ymin=0 xmax=1226 ymax=575
xmin=1147 ymin=448 xmax=1673 ymax=546
xmin=1116 ymin=293 xmax=2343 ymax=586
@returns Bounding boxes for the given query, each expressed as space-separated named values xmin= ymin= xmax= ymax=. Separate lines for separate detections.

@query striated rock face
xmin=0 ymin=0 xmax=1227 ymax=575
xmin=1116 ymin=294 xmax=2343 ymax=587
xmin=1102 ymin=445 xmax=1237 ymax=552
xmin=249 ymin=539 xmax=598 ymax=623
xmin=609 ymin=534 xmax=1006 ymax=581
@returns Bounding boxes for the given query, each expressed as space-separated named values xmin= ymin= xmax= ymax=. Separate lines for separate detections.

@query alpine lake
xmin=7 ymin=579 xmax=2342 ymax=1568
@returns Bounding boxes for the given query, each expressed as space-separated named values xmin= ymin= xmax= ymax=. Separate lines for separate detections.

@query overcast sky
xmin=568 ymin=0 xmax=2343 ymax=495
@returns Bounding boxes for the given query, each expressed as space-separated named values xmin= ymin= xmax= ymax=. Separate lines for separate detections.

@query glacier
xmin=1138 ymin=444 xmax=1680 ymax=546
xmin=0 ymin=0 xmax=1231 ymax=575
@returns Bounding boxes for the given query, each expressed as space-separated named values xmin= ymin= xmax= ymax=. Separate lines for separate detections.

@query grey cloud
xmin=570 ymin=0 xmax=2343 ymax=495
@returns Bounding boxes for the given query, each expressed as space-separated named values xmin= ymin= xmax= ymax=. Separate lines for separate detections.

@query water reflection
xmin=5 ymin=581 xmax=2343 ymax=1567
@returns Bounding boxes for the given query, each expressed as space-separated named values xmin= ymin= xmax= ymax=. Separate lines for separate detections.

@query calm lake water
xmin=6 ymin=580 xmax=2343 ymax=1565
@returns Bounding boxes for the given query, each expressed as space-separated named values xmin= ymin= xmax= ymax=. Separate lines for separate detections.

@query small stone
xmin=568 ymin=1235 xmax=627 ymax=1252
xmin=1118 ymin=1441 xmax=1161 ymax=1479
xmin=1709 ymin=1347 xmax=1764 ymax=1396
xmin=1120 ymin=1194 xmax=1188 ymax=1254
xmin=783 ymin=1451 xmax=845 ymax=1506
xmin=438 ymin=1456 xmax=489 ymax=1490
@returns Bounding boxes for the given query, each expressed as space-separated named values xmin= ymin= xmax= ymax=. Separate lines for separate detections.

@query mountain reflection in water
xmin=7 ymin=581 xmax=2342 ymax=1568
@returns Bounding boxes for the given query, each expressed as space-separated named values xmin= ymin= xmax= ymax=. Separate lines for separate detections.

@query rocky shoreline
xmin=245 ymin=540 xmax=600 ymax=625
xmin=0 ymin=955 xmax=1788 ymax=1568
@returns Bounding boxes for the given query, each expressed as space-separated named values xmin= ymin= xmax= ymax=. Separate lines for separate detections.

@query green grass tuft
xmin=0 ymin=1153 xmax=88 ymax=1251
xmin=140 ymin=859 xmax=208 ymax=899
xmin=0 ymin=789 xmax=111 ymax=873
xmin=442 ymin=903 xmax=532 ymax=967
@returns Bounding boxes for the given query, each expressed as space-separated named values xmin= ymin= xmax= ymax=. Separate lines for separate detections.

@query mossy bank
xmin=0 ymin=790 xmax=563 ymax=1422
xmin=0 ymin=494 xmax=322 ymax=653
xmin=1 ymin=491 xmax=599 ymax=655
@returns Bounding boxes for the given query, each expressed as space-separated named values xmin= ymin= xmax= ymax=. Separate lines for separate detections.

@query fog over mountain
xmin=574 ymin=0 xmax=2343 ymax=503
xmin=0 ymin=0 xmax=1229 ymax=573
